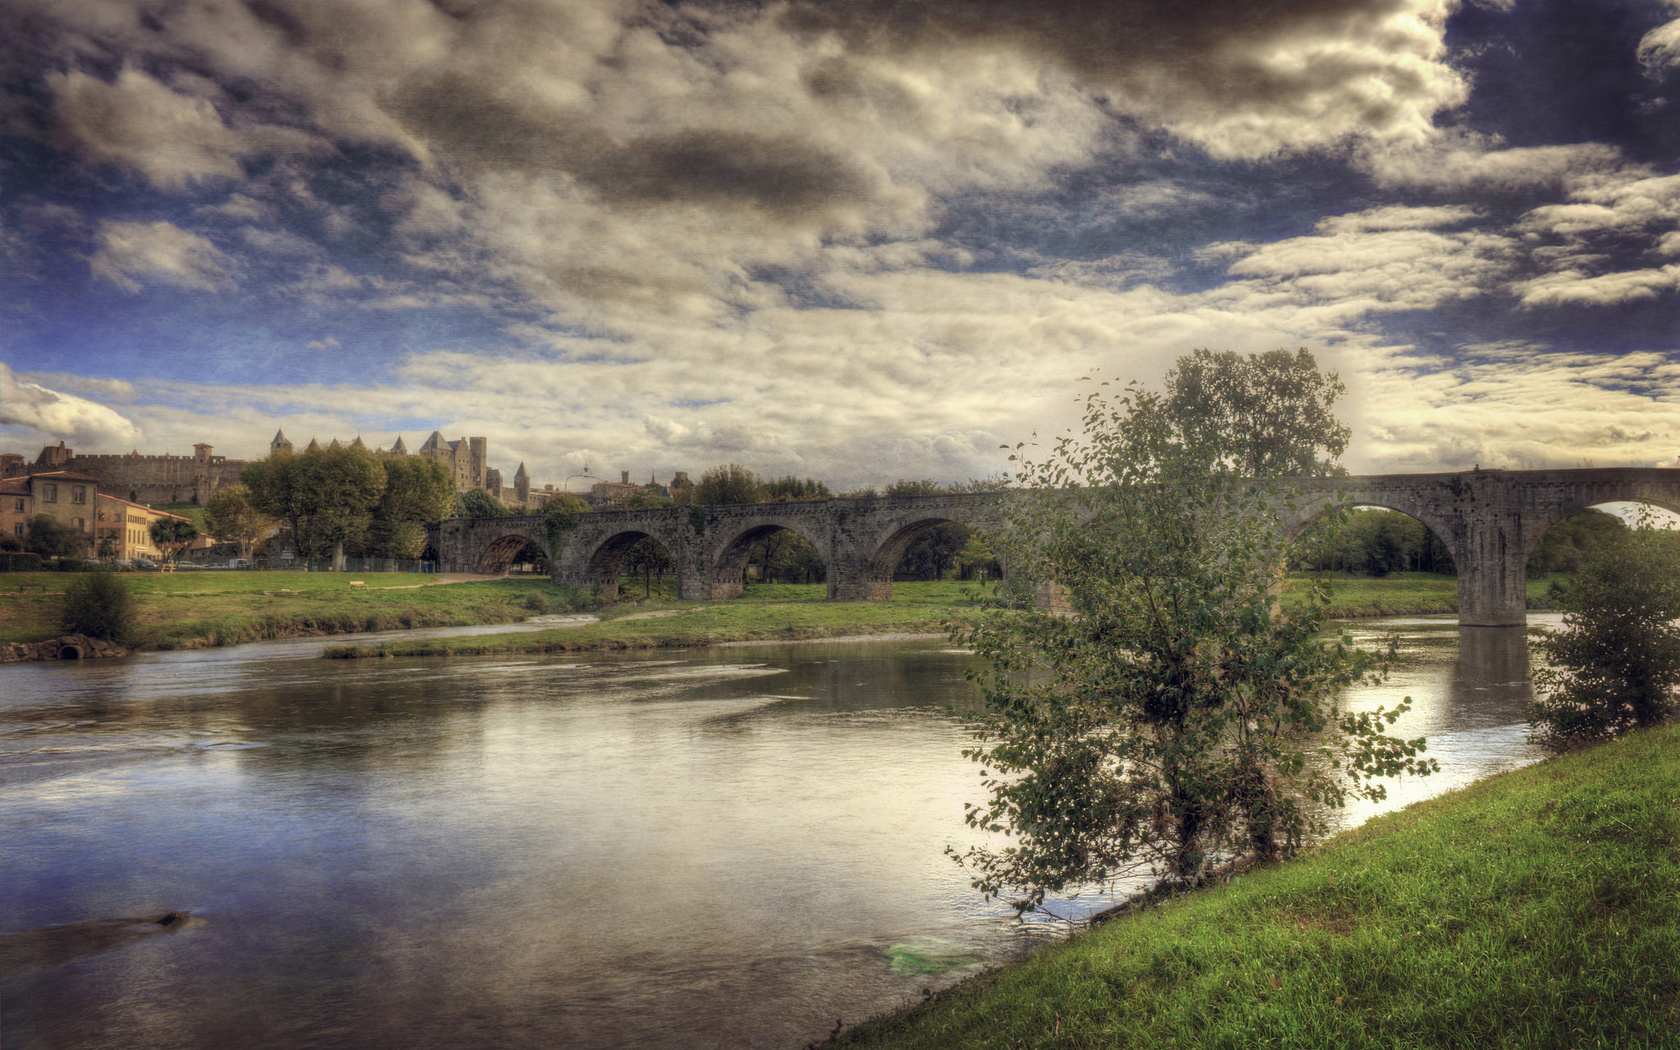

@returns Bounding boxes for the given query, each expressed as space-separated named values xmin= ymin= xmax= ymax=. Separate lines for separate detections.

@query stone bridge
xmin=429 ymin=468 xmax=1680 ymax=627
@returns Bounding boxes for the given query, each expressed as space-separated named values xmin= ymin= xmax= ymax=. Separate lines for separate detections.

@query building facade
xmin=1 ymin=470 xmax=100 ymax=555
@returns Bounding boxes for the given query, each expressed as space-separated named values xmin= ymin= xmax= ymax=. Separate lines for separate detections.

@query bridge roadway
xmin=429 ymin=467 xmax=1680 ymax=627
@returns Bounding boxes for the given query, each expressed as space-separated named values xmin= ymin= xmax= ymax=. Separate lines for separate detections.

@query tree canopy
xmin=695 ymin=464 xmax=766 ymax=506
xmin=203 ymin=485 xmax=277 ymax=560
xmin=1163 ymin=348 xmax=1351 ymax=477
xmin=951 ymin=358 xmax=1430 ymax=908
xmin=24 ymin=515 xmax=86 ymax=558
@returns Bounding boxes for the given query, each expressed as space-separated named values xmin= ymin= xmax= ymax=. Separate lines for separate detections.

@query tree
xmin=149 ymin=517 xmax=199 ymax=565
xmin=764 ymin=476 xmax=832 ymax=501
xmin=951 ymin=365 xmax=1432 ymax=909
xmin=1163 ymin=348 xmax=1351 ymax=477
xmin=241 ymin=450 xmax=307 ymax=555
xmin=371 ymin=457 xmax=454 ymax=558
xmin=623 ymin=537 xmax=674 ymax=596
xmin=25 ymin=515 xmax=85 ymax=559
xmin=541 ymin=492 xmax=590 ymax=554
xmin=242 ymin=446 xmax=385 ymax=563
xmin=1528 ymin=510 xmax=1680 ymax=752
xmin=695 ymin=464 xmax=765 ymax=506
xmin=204 ymin=485 xmax=278 ymax=560
xmin=451 ymin=487 xmax=509 ymax=519
xmin=61 ymin=571 xmax=133 ymax=642
xmin=885 ymin=478 xmax=943 ymax=498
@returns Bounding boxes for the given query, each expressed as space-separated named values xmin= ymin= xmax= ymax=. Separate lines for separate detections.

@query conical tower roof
xmin=305 ymin=438 xmax=322 ymax=452
xmin=514 ymin=461 xmax=528 ymax=478
xmin=350 ymin=435 xmax=366 ymax=449
xmin=389 ymin=436 xmax=408 ymax=454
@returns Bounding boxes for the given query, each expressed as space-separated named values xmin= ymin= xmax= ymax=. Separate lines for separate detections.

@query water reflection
xmin=1 ymin=623 xmax=1544 ymax=1049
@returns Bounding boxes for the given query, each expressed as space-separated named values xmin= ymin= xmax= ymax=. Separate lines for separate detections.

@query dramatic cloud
xmin=0 ymin=363 xmax=142 ymax=449
xmin=50 ymin=67 xmax=251 ymax=189
xmin=88 ymin=219 xmax=236 ymax=293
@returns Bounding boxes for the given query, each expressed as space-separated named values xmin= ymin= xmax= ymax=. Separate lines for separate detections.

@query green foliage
xmin=750 ymin=528 xmax=826 ymax=584
xmin=1296 ymin=508 xmax=1456 ymax=575
xmin=2 ymin=533 xmax=24 ymax=553
xmin=894 ymin=522 xmax=968 ymax=580
xmin=1164 ymin=347 xmax=1351 ymax=477
xmin=1526 ymin=507 xmax=1625 ymax=577
xmin=953 ymin=366 xmax=1431 ymax=906
xmin=764 ymin=475 xmax=832 ymax=501
xmin=203 ymin=484 xmax=277 ymax=559
xmin=369 ymin=457 xmax=455 ymax=557
xmin=451 ymin=486 xmax=510 ymax=519
xmin=623 ymin=536 xmax=675 ymax=595
xmin=243 ymin=446 xmax=387 ymax=557
xmin=24 ymin=515 xmax=85 ymax=558
xmin=695 ymin=463 xmax=766 ymax=506
xmin=623 ymin=487 xmax=672 ymax=509
xmin=1529 ymin=510 xmax=1680 ymax=751
xmin=542 ymin=492 xmax=589 ymax=551
xmin=884 ymin=478 xmax=944 ymax=497
xmin=60 ymin=570 xmax=133 ymax=642
xmin=147 ymin=517 xmax=199 ymax=563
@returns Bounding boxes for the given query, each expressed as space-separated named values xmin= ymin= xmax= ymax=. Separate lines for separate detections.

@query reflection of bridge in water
xmin=430 ymin=468 xmax=1680 ymax=627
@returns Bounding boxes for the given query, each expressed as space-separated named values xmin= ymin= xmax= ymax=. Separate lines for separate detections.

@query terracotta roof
xmin=94 ymin=493 xmax=193 ymax=520
xmin=27 ymin=470 xmax=101 ymax=483
xmin=1 ymin=477 xmax=30 ymax=496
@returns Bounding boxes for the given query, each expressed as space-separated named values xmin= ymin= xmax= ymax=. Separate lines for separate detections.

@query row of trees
xmin=1297 ymin=505 xmax=1628 ymax=578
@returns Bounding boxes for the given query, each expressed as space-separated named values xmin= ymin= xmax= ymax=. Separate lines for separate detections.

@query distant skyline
xmin=3 ymin=0 xmax=1678 ymax=489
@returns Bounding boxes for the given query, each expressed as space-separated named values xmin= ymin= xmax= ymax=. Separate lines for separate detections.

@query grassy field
xmin=828 ymin=723 xmax=1680 ymax=1050
xmin=0 ymin=570 xmax=585 ymax=650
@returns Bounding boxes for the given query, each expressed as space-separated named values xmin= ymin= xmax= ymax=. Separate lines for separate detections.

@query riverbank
xmin=0 ymin=571 xmax=1563 ymax=656
xmin=825 ymin=722 xmax=1680 ymax=1049
xmin=0 ymin=570 xmax=587 ymax=651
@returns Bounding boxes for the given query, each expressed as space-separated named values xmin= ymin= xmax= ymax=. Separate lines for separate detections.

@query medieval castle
xmin=2 ymin=431 xmax=559 ymax=511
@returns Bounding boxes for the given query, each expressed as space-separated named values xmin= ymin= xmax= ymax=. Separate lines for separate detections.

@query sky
xmin=2 ymin=0 xmax=1678 ymax=491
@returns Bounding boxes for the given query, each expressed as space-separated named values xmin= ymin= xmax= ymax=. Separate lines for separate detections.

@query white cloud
xmin=1362 ymin=134 xmax=1622 ymax=190
xmin=50 ymin=66 xmax=249 ymax=189
xmin=88 ymin=219 xmax=236 ymax=293
xmin=0 ymin=362 xmax=143 ymax=449
xmin=1637 ymin=16 xmax=1680 ymax=76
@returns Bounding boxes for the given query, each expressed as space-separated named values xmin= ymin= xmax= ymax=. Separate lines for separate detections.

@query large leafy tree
xmin=1529 ymin=510 xmax=1680 ymax=751
xmin=148 ymin=517 xmax=199 ymax=564
xmin=203 ymin=485 xmax=278 ymax=560
xmin=242 ymin=446 xmax=386 ymax=559
xmin=952 ymin=358 xmax=1432 ymax=909
xmin=451 ymin=487 xmax=509 ymax=520
xmin=371 ymin=456 xmax=455 ymax=558
xmin=1164 ymin=347 xmax=1351 ymax=477
xmin=695 ymin=464 xmax=766 ymax=506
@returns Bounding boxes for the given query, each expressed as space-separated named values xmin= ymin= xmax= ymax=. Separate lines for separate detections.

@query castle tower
xmin=271 ymin=430 xmax=293 ymax=454
xmin=387 ymin=436 xmax=407 ymax=455
xmin=514 ymin=462 xmax=530 ymax=505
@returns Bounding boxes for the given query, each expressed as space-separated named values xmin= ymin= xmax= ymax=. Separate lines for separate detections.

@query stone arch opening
xmin=584 ymin=530 xmax=675 ymax=600
xmin=839 ymin=516 xmax=989 ymax=601
xmin=1291 ymin=504 xmax=1457 ymax=577
xmin=58 ymin=643 xmax=84 ymax=660
xmin=711 ymin=523 xmax=827 ymax=600
xmin=474 ymin=533 xmax=546 ymax=575
xmin=1526 ymin=501 xmax=1680 ymax=580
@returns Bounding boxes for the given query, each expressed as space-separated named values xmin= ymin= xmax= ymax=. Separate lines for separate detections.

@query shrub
xmin=60 ymin=571 xmax=135 ymax=642
xmin=55 ymin=558 xmax=87 ymax=572
xmin=0 ymin=553 xmax=44 ymax=572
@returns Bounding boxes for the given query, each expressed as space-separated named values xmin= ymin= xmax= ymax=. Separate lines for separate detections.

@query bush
xmin=60 ymin=571 xmax=135 ymax=642
xmin=1529 ymin=514 xmax=1680 ymax=751
xmin=55 ymin=558 xmax=87 ymax=572
xmin=0 ymin=553 xmax=44 ymax=572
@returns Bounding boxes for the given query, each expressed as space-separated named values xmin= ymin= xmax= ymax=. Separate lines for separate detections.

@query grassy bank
xmin=0 ymin=570 xmax=583 ymax=650
xmin=0 ymin=571 xmax=1565 ymax=655
xmin=322 ymin=580 xmax=987 ymax=657
xmin=830 ymin=723 xmax=1680 ymax=1050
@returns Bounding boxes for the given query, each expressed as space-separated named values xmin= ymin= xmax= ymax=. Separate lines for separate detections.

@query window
xmin=12 ymin=524 xmax=22 ymax=538
xmin=72 ymin=487 xmax=86 ymax=504
xmin=11 ymin=498 xmax=21 ymax=513
xmin=41 ymin=484 xmax=57 ymax=502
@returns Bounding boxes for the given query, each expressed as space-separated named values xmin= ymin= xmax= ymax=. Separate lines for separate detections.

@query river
xmin=1 ymin=615 xmax=1547 ymax=1049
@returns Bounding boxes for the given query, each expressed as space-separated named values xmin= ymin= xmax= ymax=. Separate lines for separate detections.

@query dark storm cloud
xmin=784 ymin=0 xmax=1462 ymax=155
xmin=384 ymin=72 xmax=874 ymax=213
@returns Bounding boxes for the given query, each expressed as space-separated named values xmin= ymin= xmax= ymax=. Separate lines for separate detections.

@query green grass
xmin=1292 ymin=572 xmax=1570 ymax=618
xmin=324 ymin=579 xmax=993 ymax=657
xmin=0 ymin=570 xmax=590 ymax=649
xmin=151 ymin=502 xmax=208 ymax=530
xmin=830 ymin=723 xmax=1680 ymax=1050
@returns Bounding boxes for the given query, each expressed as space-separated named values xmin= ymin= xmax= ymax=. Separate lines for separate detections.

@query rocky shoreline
xmin=1 ymin=634 xmax=130 ymax=663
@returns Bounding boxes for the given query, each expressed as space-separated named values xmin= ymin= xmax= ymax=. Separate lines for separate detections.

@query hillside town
xmin=1 ymin=432 xmax=689 ymax=564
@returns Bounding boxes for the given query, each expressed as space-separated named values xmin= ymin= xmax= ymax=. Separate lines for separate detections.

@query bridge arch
xmin=474 ymin=531 xmax=550 ymax=575
xmin=1287 ymin=500 xmax=1459 ymax=576
xmin=583 ymin=529 xmax=676 ymax=600
xmin=709 ymin=520 xmax=829 ymax=599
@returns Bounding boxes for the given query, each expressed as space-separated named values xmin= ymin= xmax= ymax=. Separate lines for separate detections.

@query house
xmin=1 ymin=470 xmax=101 ymax=555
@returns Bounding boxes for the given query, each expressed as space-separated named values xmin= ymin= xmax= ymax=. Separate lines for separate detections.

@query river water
xmin=1 ymin=615 xmax=1547 ymax=1049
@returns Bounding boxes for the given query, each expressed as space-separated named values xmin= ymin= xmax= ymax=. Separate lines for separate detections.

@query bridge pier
xmin=1454 ymin=521 xmax=1531 ymax=627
